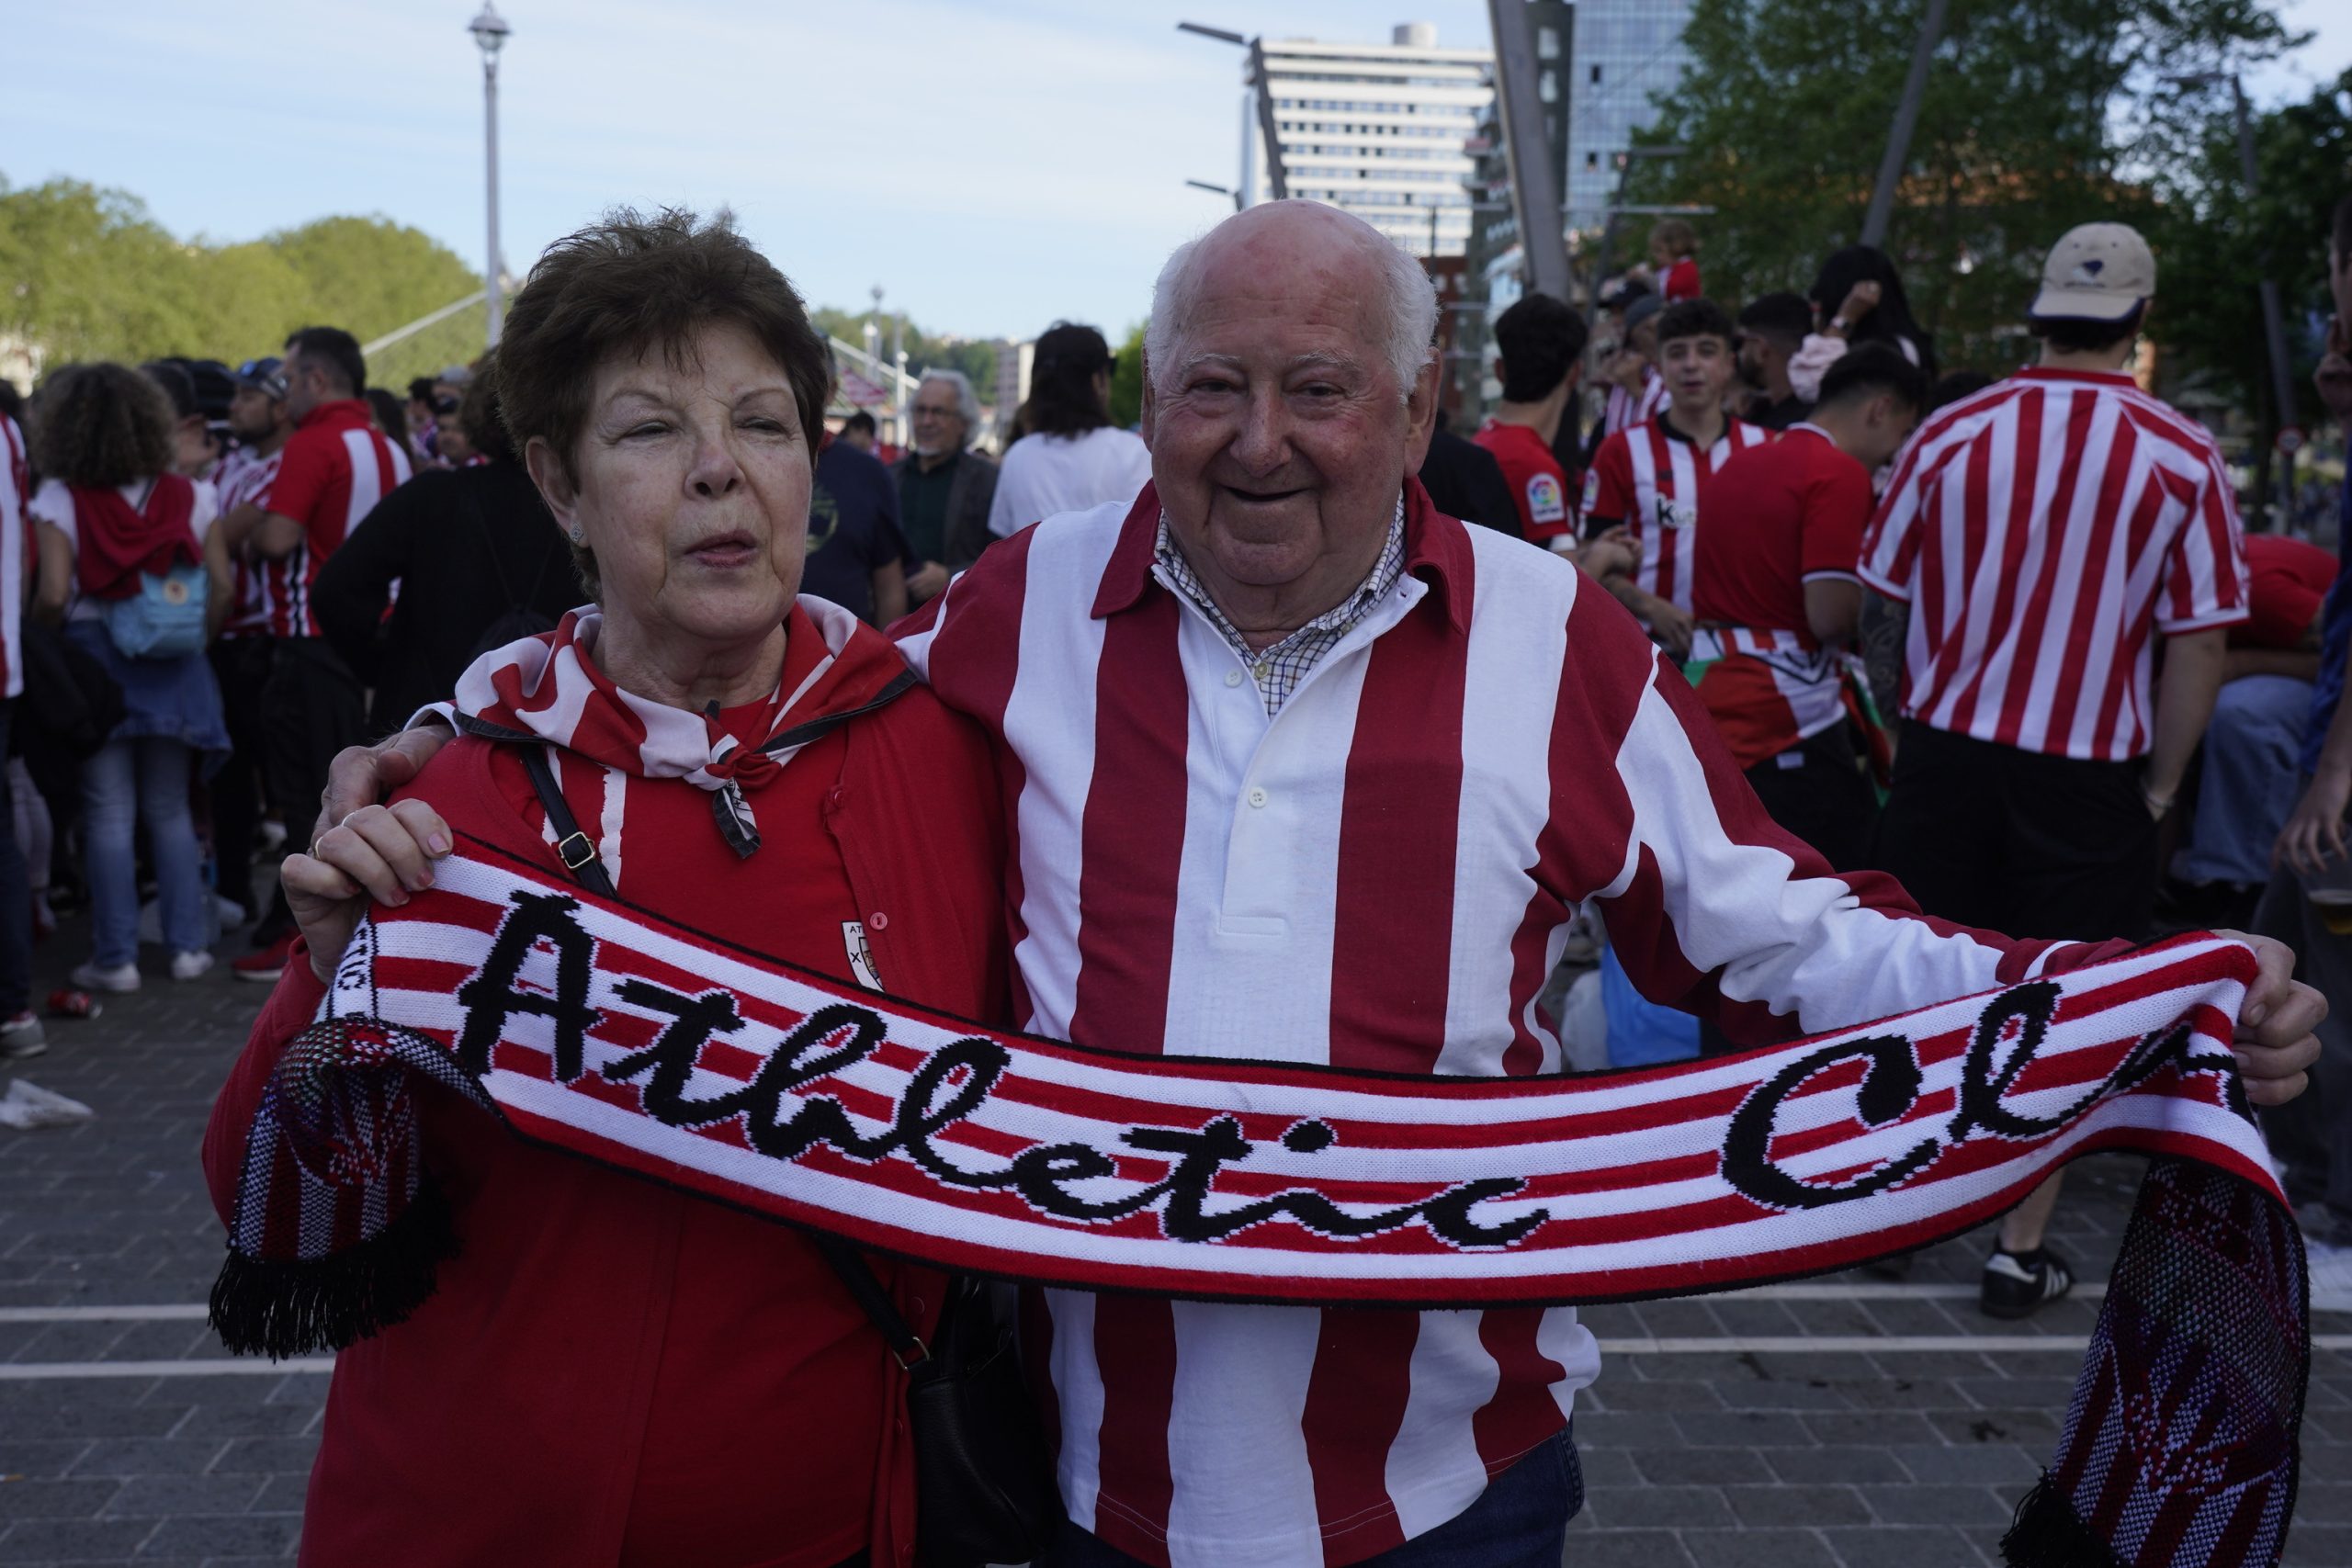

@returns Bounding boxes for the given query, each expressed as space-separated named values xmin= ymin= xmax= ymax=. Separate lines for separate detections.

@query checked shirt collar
xmin=1153 ymin=497 xmax=1407 ymax=716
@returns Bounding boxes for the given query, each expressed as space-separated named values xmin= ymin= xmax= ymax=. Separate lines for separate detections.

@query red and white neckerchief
xmin=447 ymin=599 xmax=910 ymax=858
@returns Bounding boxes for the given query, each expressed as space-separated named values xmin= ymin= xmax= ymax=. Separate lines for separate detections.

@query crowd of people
xmin=0 ymin=187 xmax=2336 ymax=1567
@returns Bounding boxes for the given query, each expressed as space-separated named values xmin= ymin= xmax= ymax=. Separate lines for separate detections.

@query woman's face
xmin=535 ymin=321 xmax=811 ymax=659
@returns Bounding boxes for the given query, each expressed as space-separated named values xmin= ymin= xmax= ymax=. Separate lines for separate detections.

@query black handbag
xmin=515 ymin=749 xmax=1062 ymax=1566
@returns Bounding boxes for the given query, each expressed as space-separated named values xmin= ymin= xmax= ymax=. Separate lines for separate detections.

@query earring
xmin=567 ymin=526 xmax=584 ymax=544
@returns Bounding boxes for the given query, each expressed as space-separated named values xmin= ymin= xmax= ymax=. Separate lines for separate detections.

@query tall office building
xmin=1562 ymin=0 xmax=1696 ymax=232
xmin=1249 ymin=23 xmax=1492 ymax=258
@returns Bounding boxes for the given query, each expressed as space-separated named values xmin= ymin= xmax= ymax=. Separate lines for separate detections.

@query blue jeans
xmin=80 ymin=736 xmax=205 ymax=967
xmin=2176 ymin=674 xmax=2314 ymax=887
xmin=1043 ymin=1427 xmax=1581 ymax=1568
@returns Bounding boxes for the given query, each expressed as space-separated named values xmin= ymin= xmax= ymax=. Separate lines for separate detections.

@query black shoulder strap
xmin=517 ymin=745 xmax=616 ymax=899
xmin=515 ymin=734 xmax=928 ymax=1365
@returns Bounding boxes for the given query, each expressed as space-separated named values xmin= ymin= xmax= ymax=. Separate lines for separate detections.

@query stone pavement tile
xmin=209 ymin=1437 xmax=319 ymax=1476
xmin=1835 ymin=1376 xmax=1963 ymax=1411
xmin=1626 ymin=1445 xmax=1773 ymax=1485
xmin=137 ymin=1513 xmax=301 ymax=1559
xmin=1887 ymin=1442 xmax=2037 ymax=1483
xmin=1952 ymin=1374 xmax=2076 ymax=1408
xmin=1819 ymin=1525 xmax=1988 ymax=1567
xmin=1724 ymin=1483 xmax=1871 ymax=1529
xmin=1799 ymin=1411 xmax=1945 ymax=1447
xmin=1861 ymin=1483 xmax=2007 ymax=1526
xmin=245 ymin=1473 xmax=309 ymax=1514
xmin=2284 ymin=1525 xmax=2352 ymax=1566
xmin=0 ymin=1516 xmax=158 ymax=1561
xmin=1928 ymin=1406 xmax=2061 ymax=1447
xmin=1570 ymin=1411 xmax=1686 ymax=1449
xmin=1612 ymin=1350 xmax=1753 ymax=1382
xmin=9 ymin=1322 xmax=130 ymax=1363
xmin=1712 ymin=1299 xmax=1805 ymax=1337
xmin=100 ymin=1324 xmax=216 ymax=1362
xmin=1631 ymin=1298 xmax=1722 ymax=1337
xmin=0 ymin=1438 xmax=97 ymax=1479
xmin=1576 ymin=1303 xmax=1644 ymax=1338
xmin=1858 ymin=1350 xmax=1996 ymax=1380
xmin=1555 ymin=1524 xmax=1698 ymax=1566
xmin=1582 ymin=1483 xmax=1735 ymax=1529
xmin=1851 ymin=1297 xmax=1967 ymax=1337
xmin=1671 ymin=1411 xmax=1807 ymax=1449
xmin=1763 ymin=1445 xmax=1908 ymax=1485
xmin=2295 ymin=1482 xmax=2352 ymax=1522
xmin=1583 ymin=1376 xmax=1725 ymax=1412
xmin=1671 ymin=1527 xmax=1840 ymax=1566
xmin=0 ymin=1476 xmax=119 ymax=1517
xmin=99 ymin=1474 xmax=266 ymax=1517
xmin=167 ymin=1404 xmax=313 ymax=1440
xmin=66 ymin=1438 xmax=227 ymax=1478
xmin=0 ymin=1401 xmax=187 ymax=1441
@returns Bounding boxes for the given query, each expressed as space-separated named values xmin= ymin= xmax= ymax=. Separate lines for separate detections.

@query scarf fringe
xmin=2001 ymin=1474 xmax=2128 ymax=1568
xmin=208 ymin=1179 xmax=458 ymax=1359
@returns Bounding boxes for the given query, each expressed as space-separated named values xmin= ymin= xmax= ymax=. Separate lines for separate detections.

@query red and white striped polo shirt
xmin=1600 ymin=365 xmax=1668 ymax=438
xmin=0 ymin=416 xmax=28 ymax=699
xmin=898 ymin=481 xmax=2124 ymax=1568
xmin=1858 ymin=367 xmax=2249 ymax=761
xmin=214 ymin=443 xmax=287 ymax=639
xmin=1584 ymin=413 xmax=1770 ymax=614
xmin=257 ymin=399 xmax=410 ymax=637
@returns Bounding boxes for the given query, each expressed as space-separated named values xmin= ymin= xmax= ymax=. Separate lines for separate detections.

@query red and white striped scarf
xmin=447 ymin=598 xmax=910 ymax=857
xmin=212 ymin=840 xmax=2309 ymax=1566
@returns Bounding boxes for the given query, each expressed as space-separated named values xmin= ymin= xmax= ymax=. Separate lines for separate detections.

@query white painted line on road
xmin=0 ymin=1303 xmax=209 ymax=1323
xmin=0 ymin=1357 xmax=334 ymax=1380
xmin=1600 ymin=1335 xmax=2352 ymax=1355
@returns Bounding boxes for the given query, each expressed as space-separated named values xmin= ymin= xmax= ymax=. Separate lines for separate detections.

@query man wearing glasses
xmin=892 ymin=368 xmax=1000 ymax=604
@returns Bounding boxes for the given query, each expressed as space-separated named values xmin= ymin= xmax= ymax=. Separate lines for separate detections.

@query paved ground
xmin=2 ymin=920 xmax=2348 ymax=1566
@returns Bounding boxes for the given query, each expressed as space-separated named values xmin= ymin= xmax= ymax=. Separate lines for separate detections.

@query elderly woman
xmin=201 ymin=210 xmax=1008 ymax=1568
xmin=28 ymin=363 xmax=234 ymax=991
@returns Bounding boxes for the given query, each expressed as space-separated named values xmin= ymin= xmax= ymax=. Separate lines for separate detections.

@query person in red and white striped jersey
xmin=1595 ymin=289 xmax=1668 ymax=441
xmin=886 ymin=201 xmax=2267 ymax=1568
xmin=209 ymin=357 xmax=295 ymax=927
xmin=1582 ymin=298 xmax=1770 ymax=657
xmin=325 ymin=201 xmax=2323 ymax=1568
xmin=0 ymin=412 xmax=39 ymax=1058
xmin=1859 ymin=221 xmax=2250 ymax=1318
xmin=217 ymin=328 xmax=411 ymax=980
xmin=1687 ymin=344 xmax=1928 ymax=876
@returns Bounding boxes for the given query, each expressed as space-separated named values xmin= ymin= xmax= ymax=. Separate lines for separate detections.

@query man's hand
xmin=318 ymin=727 xmax=454 ymax=848
xmin=2214 ymin=931 xmax=2326 ymax=1107
xmin=287 ymin=801 xmax=453 ymax=983
xmin=1645 ymin=598 xmax=1695 ymax=660
xmin=907 ymin=560 xmax=951 ymax=602
xmin=2276 ymin=767 xmax=2352 ymax=874
xmin=1579 ymin=527 xmax=1636 ymax=582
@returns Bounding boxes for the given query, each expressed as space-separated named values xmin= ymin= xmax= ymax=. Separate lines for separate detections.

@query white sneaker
xmin=69 ymin=961 xmax=141 ymax=994
xmin=0 ymin=1012 xmax=45 ymax=1059
xmin=169 ymin=950 xmax=215 ymax=982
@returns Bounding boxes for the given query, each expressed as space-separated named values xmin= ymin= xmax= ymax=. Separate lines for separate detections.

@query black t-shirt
xmin=800 ymin=438 xmax=909 ymax=624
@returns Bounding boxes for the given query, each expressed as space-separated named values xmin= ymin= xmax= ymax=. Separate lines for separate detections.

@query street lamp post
xmin=469 ymin=5 xmax=511 ymax=348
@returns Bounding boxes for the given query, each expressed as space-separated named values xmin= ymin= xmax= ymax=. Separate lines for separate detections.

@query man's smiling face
xmin=1143 ymin=203 xmax=1434 ymax=615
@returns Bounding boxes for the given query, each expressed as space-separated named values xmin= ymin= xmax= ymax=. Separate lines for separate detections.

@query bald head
xmin=1137 ymin=199 xmax=1442 ymax=654
xmin=1147 ymin=201 xmax=1436 ymax=401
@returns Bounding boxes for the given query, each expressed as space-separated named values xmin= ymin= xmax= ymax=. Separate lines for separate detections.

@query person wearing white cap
xmin=1858 ymin=220 xmax=2251 ymax=1316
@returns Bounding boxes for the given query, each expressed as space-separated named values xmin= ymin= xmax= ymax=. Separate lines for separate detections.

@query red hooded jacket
xmin=202 ymin=606 xmax=1010 ymax=1568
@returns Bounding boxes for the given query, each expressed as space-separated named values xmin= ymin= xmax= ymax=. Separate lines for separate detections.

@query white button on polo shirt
xmin=1247 ymin=786 xmax=1269 ymax=808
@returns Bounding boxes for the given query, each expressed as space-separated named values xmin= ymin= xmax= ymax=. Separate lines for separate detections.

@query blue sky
xmin=3 ymin=0 xmax=2344 ymax=344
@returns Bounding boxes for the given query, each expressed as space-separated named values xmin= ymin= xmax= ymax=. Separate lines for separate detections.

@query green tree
xmin=1626 ymin=0 xmax=2299 ymax=371
xmin=1108 ymin=321 xmax=1147 ymax=428
xmin=2145 ymin=69 xmax=2352 ymax=453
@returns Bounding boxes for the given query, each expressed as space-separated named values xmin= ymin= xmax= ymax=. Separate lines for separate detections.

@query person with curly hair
xmin=26 ymin=363 xmax=232 ymax=991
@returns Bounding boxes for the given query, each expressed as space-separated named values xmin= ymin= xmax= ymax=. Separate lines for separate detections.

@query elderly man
xmin=892 ymin=367 xmax=999 ymax=603
xmin=328 ymin=201 xmax=2320 ymax=1568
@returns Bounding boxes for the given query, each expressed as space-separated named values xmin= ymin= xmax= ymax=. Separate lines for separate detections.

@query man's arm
xmin=219 ymin=501 xmax=308 ymax=560
xmin=2223 ymin=647 xmax=2321 ymax=684
xmin=1803 ymin=578 xmax=1862 ymax=646
xmin=2143 ymin=627 xmax=2230 ymax=818
xmin=870 ymin=558 xmax=908 ymax=627
xmin=2279 ymin=676 xmax=2352 ymax=872
xmin=1860 ymin=591 xmax=1907 ymax=735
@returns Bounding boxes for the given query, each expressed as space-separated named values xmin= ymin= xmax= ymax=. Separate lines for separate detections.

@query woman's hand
xmin=2214 ymin=931 xmax=2326 ymax=1108
xmin=1831 ymin=279 xmax=1882 ymax=332
xmin=285 ymin=801 xmax=453 ymax=984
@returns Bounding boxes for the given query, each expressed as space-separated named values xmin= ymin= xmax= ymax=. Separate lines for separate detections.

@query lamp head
xmin=469 ymin=3 xmax=510 ymax=57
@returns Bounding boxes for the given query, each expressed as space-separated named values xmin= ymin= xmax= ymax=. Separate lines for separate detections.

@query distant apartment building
xmin=1250 ymin=22 xmax=1492 ymax=258
xmin=1562 ymin=0 xmax=1696 ymax=231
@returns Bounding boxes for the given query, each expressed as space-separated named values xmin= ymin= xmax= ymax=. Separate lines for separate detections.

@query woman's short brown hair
xmin=457 ymin=357 xmax=516 ymax=466
xmin=493 ymin=206 xmax=830 ymax=483
xmin=29 ymin=363 xmax=175 ymax=489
